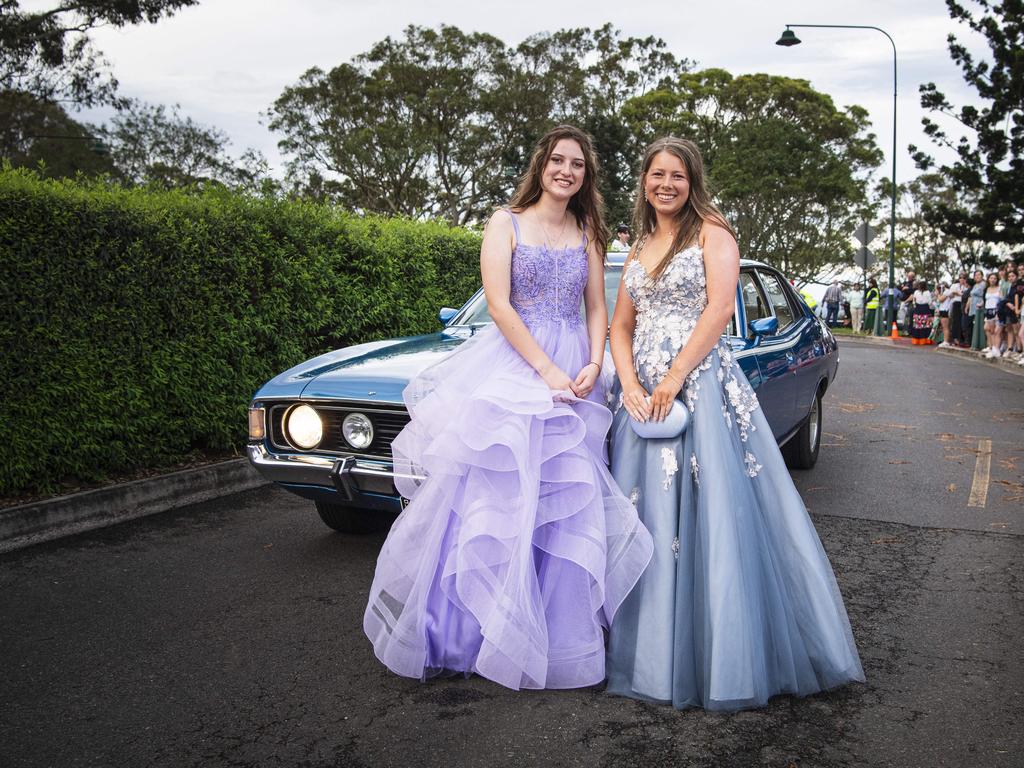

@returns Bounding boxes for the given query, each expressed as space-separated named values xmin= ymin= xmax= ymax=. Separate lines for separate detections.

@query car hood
xmin=266 ymin=327 xmax=482 ymax=404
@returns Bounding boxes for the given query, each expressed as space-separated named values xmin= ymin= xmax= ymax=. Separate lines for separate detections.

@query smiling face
xmin=541 ymin=138 xmax=585 ymax=201
xmin=643 ymin=150 xmax=690 ymax=217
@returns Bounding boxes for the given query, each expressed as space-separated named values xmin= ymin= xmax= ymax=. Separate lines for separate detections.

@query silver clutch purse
xmin=629 ymin=397 xmax=690 ymax=439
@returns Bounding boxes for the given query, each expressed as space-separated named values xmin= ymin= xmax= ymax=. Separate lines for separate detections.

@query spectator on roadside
xmin=822 ymin=279 xmax=843 ymax=327
xmin=846 ymin=282 xmax=864 ymax=334
xmin=609 ymin=224 xmax=631 ymax=252
xmin=1000 ymin=269 xmax=1021 ymax=359
xmin=864 ymin=278 xmax=880 ymax=332
xmin=948 ymin=278 xmax=966 ymax=346
xmin=881 ymin=283 xmax=903 ymax=332
xmin=936 ymin=282 xmax=954 ymax=347
xmin=983 ymin=272 xmax=1004 ymax=358
xmin=966 ymin=270 xmax=986 ymax=346
xmin=910 ymin=280 xmax=934 ymax=345
xmin=899 ymin=269 xmax=916 ymax=297
xmin=998 ymin=266 xmax=1011 ymax=298
xmin=1010 ymin=271 xmax=1024 ymax=366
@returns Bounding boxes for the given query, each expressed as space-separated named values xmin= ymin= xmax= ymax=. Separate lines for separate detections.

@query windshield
xmin=449 ymin=265 xmax=624 ymax=326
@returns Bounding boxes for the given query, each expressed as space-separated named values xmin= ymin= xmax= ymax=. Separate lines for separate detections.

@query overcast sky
xmin=66 ymin=0 xmax=989 ymax=186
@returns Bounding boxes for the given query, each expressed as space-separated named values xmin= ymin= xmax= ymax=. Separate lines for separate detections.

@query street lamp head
xmin=776 ymin=28 xmax=801 ymax=47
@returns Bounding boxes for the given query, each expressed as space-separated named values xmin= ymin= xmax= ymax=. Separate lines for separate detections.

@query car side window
xmin=740 ymin=271 xmax=770 ymax=338
xmin=759 ymin=271 xmax=796 ymax=330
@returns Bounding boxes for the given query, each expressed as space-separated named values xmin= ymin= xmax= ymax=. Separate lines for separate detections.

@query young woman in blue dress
xmin=605 ymin=137 xmax=864 ymax=711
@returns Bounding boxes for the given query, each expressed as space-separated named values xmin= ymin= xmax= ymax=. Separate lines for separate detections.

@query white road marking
xmin=967 ymin=439 xmax=993 ymax=508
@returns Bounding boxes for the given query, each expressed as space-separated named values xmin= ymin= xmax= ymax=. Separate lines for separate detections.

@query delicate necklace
xmin=537 ymin=211 xmax=568 ymax=251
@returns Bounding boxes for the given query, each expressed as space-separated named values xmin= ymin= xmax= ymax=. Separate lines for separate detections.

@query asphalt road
xmin=2 ymin=341 xmax=1021 ymax=768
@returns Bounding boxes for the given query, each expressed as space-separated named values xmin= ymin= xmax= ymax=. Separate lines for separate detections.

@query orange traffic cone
xmin=891 ymin=322 xmax=899 ymax=340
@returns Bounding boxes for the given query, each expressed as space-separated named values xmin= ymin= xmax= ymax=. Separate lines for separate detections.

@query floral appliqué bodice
xmin=510 ymin=243 xmax=588 ymax=326
xmin=623 ymin=244 xmax=763 ymax=476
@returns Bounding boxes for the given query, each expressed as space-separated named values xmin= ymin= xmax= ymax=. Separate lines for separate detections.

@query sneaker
xmin=1003 ymin=350 xmax=1015 ymax=358
xmin=938 ymin=341 xmax=951 ymax=348
xmin=986 ymin=349 xmax=1001 ymax=359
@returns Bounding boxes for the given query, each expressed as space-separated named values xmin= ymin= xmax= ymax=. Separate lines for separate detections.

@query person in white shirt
xmin=608 ymin=224 xmax=631 ymax=252
xmin=846 ymin=284 xmax=864 ymax=333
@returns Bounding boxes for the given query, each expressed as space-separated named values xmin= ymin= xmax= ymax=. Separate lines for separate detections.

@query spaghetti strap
xmin=504 ymin=208 xmax=521 ymax=248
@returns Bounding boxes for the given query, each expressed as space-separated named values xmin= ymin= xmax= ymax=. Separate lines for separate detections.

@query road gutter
xmin=0 ymin=459 xmax=269 ymax=554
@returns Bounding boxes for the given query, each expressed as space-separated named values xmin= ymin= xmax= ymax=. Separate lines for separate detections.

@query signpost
xmin=853 ymin=223 xmax=882 ymax=335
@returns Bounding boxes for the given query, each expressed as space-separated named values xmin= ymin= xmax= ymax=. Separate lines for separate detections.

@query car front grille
xmin=268 ymin=402 xmax=410 ymax=460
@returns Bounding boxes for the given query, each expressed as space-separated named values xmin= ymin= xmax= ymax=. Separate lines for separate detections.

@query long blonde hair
xmin=507 ymin=125 xmax=609 ymax=255
xmin=631 ymin=137 xmax=734 ymax=278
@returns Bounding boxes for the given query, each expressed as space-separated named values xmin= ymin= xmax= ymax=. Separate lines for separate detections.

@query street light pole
xmin=777 ymin=24 xmax=898 ymax=336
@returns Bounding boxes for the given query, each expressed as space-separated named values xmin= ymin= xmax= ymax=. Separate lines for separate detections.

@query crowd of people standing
xmin=818 ymin=261 xmax=1024 ymax=365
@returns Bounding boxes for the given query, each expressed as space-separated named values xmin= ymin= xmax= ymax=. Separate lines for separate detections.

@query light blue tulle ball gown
xmin=364 ymin=210 xmax=653 ymax=690
xmin=606 ymin=243 xmax=865 ymax=711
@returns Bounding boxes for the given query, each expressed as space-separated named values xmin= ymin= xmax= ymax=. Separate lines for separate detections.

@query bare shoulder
xmin=485 ymin=209 xmax=514 ymax=236
xmin=482 ymin=209 xmax=516 ymax=253
xmin=699 ymin=220 xmax=738 ymax=252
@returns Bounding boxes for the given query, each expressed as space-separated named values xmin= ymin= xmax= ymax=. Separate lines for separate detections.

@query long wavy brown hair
xmin=630 ymin=137 xmax=735 ymax=278
xmin=508 ymin=125 xmax=609 ymax=255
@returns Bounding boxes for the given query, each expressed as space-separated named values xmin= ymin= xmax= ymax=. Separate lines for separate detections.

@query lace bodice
xmin=624 ymin=244 xmax=708 ymax=386
xmin=623 ymin=243 xmax=762 ymax=461
xmin=506 ymin=210 xmax=588 ymax=326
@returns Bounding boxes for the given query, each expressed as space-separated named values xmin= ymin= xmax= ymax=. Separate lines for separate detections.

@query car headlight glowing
xmin=286 ymin=404 xmax=323 ymax=449
xmin=342 ymin=412 xmax=374 ymax=450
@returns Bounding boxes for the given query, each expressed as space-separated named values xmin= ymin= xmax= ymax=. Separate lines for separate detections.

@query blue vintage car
xmin=247 ymin=257 xmax=838 ymax=532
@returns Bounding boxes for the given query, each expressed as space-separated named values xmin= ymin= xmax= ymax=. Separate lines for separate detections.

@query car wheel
xmin=315 ymin=501 xmax=384 ymax=534
xmin=783 ymin=389 xmax=822 ymax=470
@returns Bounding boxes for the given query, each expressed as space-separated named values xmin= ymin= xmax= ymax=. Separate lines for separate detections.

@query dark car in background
xmin=248 ymin=257 xmax=837 ymax=533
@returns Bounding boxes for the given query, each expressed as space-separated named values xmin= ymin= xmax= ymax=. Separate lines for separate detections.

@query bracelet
xmin=665 ymin=369 xmax=683 ymax=386
xmin=585 ymin=361 xmax=601 ymax=371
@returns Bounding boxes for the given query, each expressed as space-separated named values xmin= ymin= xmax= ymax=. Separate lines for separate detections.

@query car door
xmin=748 ymin=269 xmax=801 ymax=435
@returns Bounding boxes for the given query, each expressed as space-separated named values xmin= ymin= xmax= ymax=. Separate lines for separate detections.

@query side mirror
xmin=748 ymin=317 xmax=779 ymax=347
xmin=438 ymin=307 xmax=458 ymax=325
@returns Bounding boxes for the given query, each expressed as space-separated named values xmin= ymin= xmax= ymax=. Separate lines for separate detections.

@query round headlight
xmin=286 ymin=404 xmax=323 ymax=449
xmin=342 ymin=412 xmax=374 ymax=450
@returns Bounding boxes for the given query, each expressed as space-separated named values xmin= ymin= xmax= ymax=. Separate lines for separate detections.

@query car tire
xmin=783 ymin=389 xmax=822 ymax=470
xmin=315 ymin=501 xmax=382 ymax=534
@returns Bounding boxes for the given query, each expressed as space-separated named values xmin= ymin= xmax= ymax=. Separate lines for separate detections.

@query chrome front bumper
xmin=247 ymin=443 xmax=425 ymax=501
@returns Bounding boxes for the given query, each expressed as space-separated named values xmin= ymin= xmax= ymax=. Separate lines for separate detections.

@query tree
xmin=267 ymin=24 xmax=688 ymax=225
xmin=0 ymin=1 xmax=197 ymax=107
xmin=880 ymin=174 xmax=997 ymax=282
xmin=622 ymin=69 xmax=883 ymax=282
xmin=98 ymin=99 xmax=270 ymax=191
xmin=910 ymin=0 xmax=1023 ymax=248
xmin=0 ymin=89 xmax=115 ymax=177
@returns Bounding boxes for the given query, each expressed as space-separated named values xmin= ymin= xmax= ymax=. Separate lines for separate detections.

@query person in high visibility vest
xmin=801 ymin=288 xmax=818 ymax=313
xmin=864 ymin=278 xmax=880 ymax=333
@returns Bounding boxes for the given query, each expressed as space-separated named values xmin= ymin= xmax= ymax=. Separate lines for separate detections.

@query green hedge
xmin=0 ymin=169 xmax=482 ymax=495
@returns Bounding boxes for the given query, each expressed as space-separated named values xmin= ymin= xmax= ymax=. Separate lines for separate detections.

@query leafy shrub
xmin=0 ymin=169 xmax=481 ymax=494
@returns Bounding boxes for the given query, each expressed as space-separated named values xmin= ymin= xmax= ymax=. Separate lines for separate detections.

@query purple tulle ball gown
xmin=363 ymin=210 xmax=654 ymax=690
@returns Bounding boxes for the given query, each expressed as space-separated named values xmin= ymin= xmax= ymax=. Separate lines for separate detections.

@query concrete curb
xmin=838 ymin=335 xmax=1024 ymax=376
xmin=0 ymin=459 xmax=269 ymax=554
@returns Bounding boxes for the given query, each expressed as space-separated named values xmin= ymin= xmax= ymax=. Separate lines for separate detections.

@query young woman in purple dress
xmin=364 ymin=125 xmax=653 ymax=690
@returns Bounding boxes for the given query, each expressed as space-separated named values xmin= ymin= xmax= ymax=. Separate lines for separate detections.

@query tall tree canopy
xmin=0 ymin=0 xmax=197 ymax=106
xmin=621 ymin=69 xmax=881 ymax=282
xmin=910 ymin=0 xmax=1023 ymax=248
xmin=267 ymin=24 xmax=685 ymax=227
xmin=269 ymin=27 xmax=880 ymax=280
xmin=98 ymin=99 xmax=269 ymax=190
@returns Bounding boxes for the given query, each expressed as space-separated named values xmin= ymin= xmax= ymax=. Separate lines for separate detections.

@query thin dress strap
xmin=504 ymin=208 xmax=521 ymax=248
